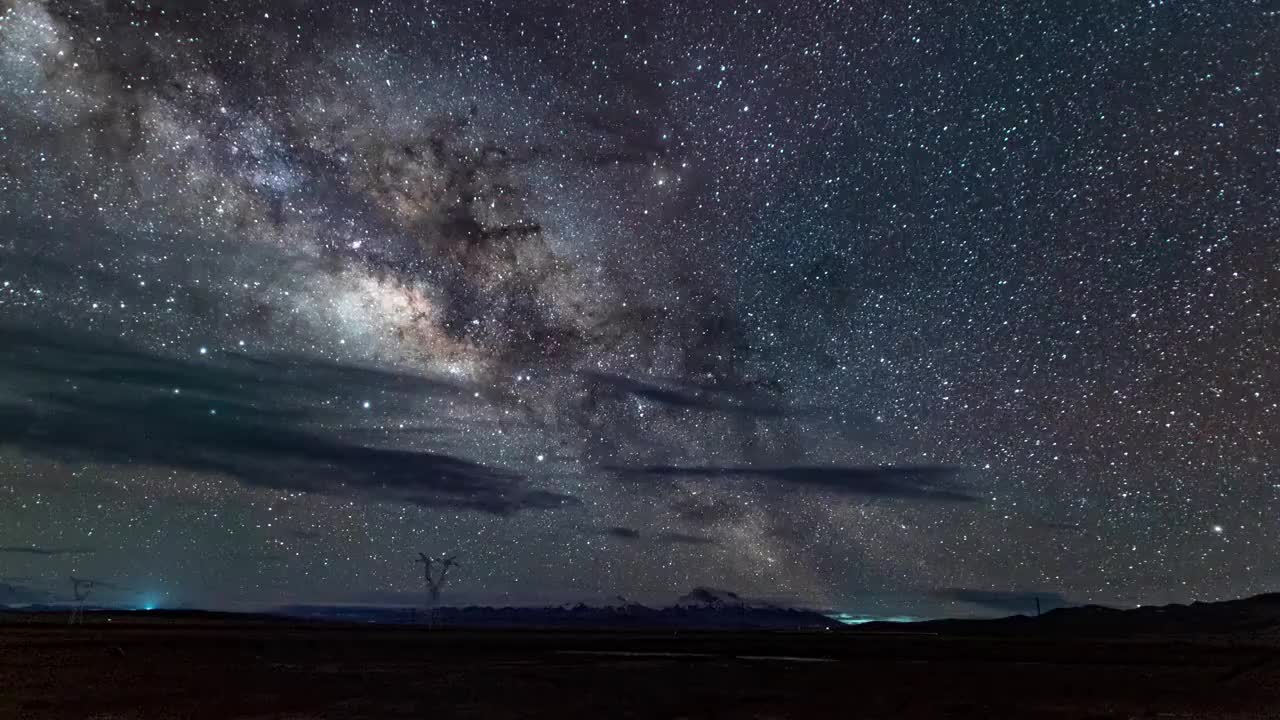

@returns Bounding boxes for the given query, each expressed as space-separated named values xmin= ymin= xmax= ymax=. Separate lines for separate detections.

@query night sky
xmin=0 ymin=0 xmax=1276 ymax=617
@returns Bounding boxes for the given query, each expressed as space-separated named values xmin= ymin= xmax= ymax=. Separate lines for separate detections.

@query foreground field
xmin=2 ymin=620 xmax=1279 ymax=719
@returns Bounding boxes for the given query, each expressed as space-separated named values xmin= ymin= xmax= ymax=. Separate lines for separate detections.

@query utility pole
xmin=68 ymin=577 xmax=95 ymax=626
xmin=416 ymin=553 xmax=459 ymax=628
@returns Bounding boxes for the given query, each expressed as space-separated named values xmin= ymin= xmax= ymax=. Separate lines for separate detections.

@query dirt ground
xmin=2 ymin=620 xmax=1279 ymax=719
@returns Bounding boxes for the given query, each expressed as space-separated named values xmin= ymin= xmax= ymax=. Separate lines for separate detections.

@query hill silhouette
xmin=858 ymin=592 xmax=1280 ymax=638
xmin=277 ymin=588 xmax=838 ymax=630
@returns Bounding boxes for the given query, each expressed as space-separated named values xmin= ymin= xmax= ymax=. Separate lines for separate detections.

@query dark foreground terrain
xmin=3 ymin=619 xmax=1280 ymax=719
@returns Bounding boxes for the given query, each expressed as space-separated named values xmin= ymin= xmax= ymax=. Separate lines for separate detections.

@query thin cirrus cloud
xmin=670 ymin=497 xmax=749 ymax=526
xmin=597 ymin=527 xmax=716 ymax=545
xmin=609 ymin=464 xmax=982 ymax=503
xmin=0 ymin=546 xmax=95 ymax=557
xmin=581 ymin=371 xmax=794 ymax=418
xmin=655 ymin=531 xmax=718 ymax=546
xmin=0 ymin=323 xmax=579 ymax=516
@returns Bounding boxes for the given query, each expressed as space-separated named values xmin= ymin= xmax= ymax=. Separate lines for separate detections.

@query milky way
xmin=0 ymin=0 xmax=1276 ymax=616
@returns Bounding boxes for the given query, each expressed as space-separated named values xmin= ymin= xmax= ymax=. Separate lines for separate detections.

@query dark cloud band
xmin=0 ymin=323 xmax=578 ymax=515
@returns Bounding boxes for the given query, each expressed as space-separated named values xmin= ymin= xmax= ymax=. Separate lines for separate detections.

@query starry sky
xmin=0 ymin=0 xmax=1276 ymax=617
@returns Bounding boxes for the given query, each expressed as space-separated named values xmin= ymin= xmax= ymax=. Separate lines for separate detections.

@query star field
xmin=0 ymin=0 xmax=1276 ymax=617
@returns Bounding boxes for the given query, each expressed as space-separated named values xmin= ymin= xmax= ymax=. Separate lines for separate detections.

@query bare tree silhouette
xmin=67 ymin=577 xmax=95 ymax=626
xmin=416 ymin=553 xmax=459 ymax=627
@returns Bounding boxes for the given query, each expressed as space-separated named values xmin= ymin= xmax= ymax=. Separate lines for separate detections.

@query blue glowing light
xmin=828 ymin=612 xmax=920 ymax=625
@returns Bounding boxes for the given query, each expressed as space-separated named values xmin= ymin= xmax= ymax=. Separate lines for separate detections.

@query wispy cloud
xmin=611 ymin=464 xmax=982 ymax=503
xmin=655 ymin=531 xmax=718 ymax=546
xmin=670 ymin=497 xmax=748 ymax=526
xmin=0 ymin=546 xmax=95 ymax=557
xmin=582 ymin=371 xmax=794 ymax=417
xmin=0 ymin=324 xmax=579 ymax=515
